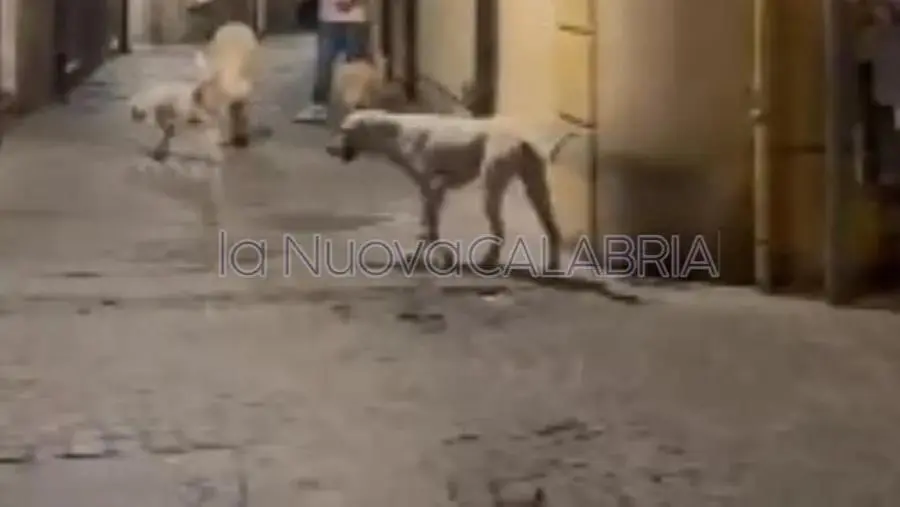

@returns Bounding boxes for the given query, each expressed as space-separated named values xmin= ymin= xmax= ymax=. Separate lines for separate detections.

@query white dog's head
xmin=128 ymin=90 xmax=154 ymax=123
xmin=325 ymin=109 xmax=397 ymax=163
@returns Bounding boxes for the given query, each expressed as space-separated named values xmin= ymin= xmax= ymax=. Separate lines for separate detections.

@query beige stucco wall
xmin=415 ymin=0 xmax=475 ymax=105
xmin=128 ymin=0 xmax=152 ymax=44
xmin=496 ymin=0 xmax=555 ymax=120
xmin=549 ymin=0 xmax=595 ymax=244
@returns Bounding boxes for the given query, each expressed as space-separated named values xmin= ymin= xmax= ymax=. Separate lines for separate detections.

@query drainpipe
xmin=823 ymin=0 xmax=854 ymax=303
xmin=403 ymin=0 xmax=417 ymax=101
xmin=120 ymin=0 xmax=131 ymax=53
xmin=588 ymin=0 xmax=599 ymax=253
xmin=369 ymin=0 xmax=383 ymax=65
xmin=381 ymin=0 xmax=393 ymax=79
xmin=751 ymin=0 xmax=772 ymax=291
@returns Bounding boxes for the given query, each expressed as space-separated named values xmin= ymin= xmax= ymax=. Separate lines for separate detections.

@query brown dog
xmin=328 ymin=52 xmax=406 ymax=128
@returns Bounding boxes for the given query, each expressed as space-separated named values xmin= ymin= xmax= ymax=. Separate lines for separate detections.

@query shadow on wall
xmin=594 ymin=152 xmax=754 ymax=283
xmin=263 ymin=0 xmax=317 ymax=34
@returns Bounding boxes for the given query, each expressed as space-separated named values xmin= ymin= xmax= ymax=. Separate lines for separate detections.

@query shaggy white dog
xmin=326 ymin=109 xmax=579 ymax=271
xmin=194 ymin=21 xmax=260 ymax=147
xmin=129 ymin=81 xmax=223 ymax=162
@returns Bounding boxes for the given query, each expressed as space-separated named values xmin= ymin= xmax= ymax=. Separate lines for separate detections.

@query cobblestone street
xmin=1 ymin=35 xmax=900 ymax=506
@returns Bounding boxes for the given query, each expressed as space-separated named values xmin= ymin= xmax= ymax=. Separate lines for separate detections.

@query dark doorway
xmin=296 ymin=0 xmax=319 ymax=31
xmin=472 ymin=0 xmax=497 ymax=116
xmin=380 ymin=0 xmax=392 ymax=73
xmin=53 ymin=0 xmax=68 ymax=101
xmin=848 ymin=1 xmax=900 ymax=296
xmin=120 ymin=0 xmax=130 ymax=53
xmin=403 ymin=0 xmax=417 ymax=99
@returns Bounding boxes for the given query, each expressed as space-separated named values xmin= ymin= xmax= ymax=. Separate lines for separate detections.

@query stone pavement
xmin=1 ymin=34 xmax=900 ymax=506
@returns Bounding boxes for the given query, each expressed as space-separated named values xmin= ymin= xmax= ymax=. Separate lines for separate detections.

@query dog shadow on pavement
xmin=359 ymin=258 xmax=641 ymax=304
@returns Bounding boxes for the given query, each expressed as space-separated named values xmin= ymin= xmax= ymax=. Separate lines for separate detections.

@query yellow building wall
xmin=496 ymin=0 xmax=555 ymax=120
xmin=496 ymin=0 xmax=594 ymax=244
xmin=415 ymin=0 xmax=475 ymax=103
xmin=548 ymin=0 xmax=595 ymax=243
xmin=393 ymin=0 xmax=881 ymax=290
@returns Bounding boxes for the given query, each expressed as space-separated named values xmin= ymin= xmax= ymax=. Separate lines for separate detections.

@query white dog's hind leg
xmin=151 ymin=125 xmax=175 ymax=161
xmin=479 ymin=159 xmax=516 ymax=268
xmin=204 ymin=126 xmax=227 ymax=226
xmin=200 ymin=113 xmax=226 ymax=163
xmin=519 ymin=149 xmax=562 ymax=272
xmin=419 ymin=186 xmax=446 ymax=242
xmin=151 ymin=105 xmax=177 ymax=161
xmin=412 ymin=179 xmax=450 ymax=268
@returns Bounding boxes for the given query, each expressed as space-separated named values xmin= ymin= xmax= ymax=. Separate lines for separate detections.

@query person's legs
xmin=343 ymin=22 xmax=371 ymax=62
xmin=294 ymin=22 xmax=344 ymax=122
xmin=324 ymin=22 xmax=373 ymax=129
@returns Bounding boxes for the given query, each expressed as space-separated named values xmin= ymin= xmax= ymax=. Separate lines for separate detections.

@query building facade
xmin=380 ymin=0 xmax=891 ymax=302
xmin=1 ymin=0 xmax=118 ymax=112
xmin=128 ymin=0 xmax=265 ymax=46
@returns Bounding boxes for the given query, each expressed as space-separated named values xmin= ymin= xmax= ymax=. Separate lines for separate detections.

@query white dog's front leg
xmin=416 ymin=178 xmax=451 ymax=269
xmin=203 ymin=125 xmax=225 ymax=164
xmin=151 ymin=127 xmax=174 ymax=162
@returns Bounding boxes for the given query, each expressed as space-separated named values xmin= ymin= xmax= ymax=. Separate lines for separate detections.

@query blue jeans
xmin=312 ymin=21 xmax=371 ymax=104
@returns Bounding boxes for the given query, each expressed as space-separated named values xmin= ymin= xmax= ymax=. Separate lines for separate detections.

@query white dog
xmin=129 ymin=81 xmax=223 ymax=162
xmin=194 ymin=21 xmax=260 ymax=147
xmin=325 ymin=109 xmax=579 ymax=271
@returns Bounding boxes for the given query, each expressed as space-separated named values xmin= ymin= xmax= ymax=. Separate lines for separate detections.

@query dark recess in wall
xmin=296 ymin=0 xmax=319 ymax=31
xmin=265 ymin=0 xmax=317 ymax=34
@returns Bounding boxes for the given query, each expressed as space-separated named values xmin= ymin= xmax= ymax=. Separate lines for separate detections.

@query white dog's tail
xmin=522 ymin=128 xmax=582 ymax=164
xmin=194 ymin=50 xmax=212 ymax=78
xmin=546 ymin=131 xmax=580 ymax=161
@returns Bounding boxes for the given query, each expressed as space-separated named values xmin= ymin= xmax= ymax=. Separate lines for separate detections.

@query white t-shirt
xmin=319 ymin=0 xmax=367 ymax=23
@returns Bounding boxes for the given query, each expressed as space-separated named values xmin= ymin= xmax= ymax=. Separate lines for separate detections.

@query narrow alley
xmin=1 ymin=35 xmax=900 ymax=507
